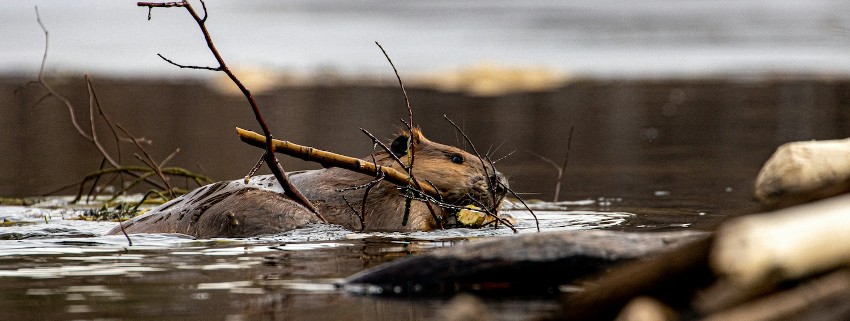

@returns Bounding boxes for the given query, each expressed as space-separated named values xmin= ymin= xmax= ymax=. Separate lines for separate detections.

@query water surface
xmin=0 ymin=198 xmax=638 ymax=321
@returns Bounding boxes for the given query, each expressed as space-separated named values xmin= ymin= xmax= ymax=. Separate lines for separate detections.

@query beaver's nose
xmin=490 ymin=171 xmax=509 ymax=195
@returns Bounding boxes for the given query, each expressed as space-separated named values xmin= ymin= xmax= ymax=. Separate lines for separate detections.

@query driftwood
xmin=699 ymin=269 xmax=850 ymax=321
xmin=343 ymin=230 xmax=708 ymax=295
xmin=614 ymin=297 xmax=677 ymax=321
xmin=236 ymin=127 xmax=439 ymax=197
xmin=553 ymin=236 xmax=716 ymax=321
xmin=711 ymin=193 xmax=850 ymax=287
xmin=754 ymin=137 xmax=850 ymax=208
xmin=547 ymin=193 xmax=850 ymax=321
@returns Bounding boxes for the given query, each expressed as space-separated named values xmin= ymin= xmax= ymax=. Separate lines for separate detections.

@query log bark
xmin=236 ymin=127 xmax=438 ymax=196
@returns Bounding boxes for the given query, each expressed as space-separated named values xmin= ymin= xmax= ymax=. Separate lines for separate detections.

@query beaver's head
xmin=380 ymin=129 xmax=509 ymax=211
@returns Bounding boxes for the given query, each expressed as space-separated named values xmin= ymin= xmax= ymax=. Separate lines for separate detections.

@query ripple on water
xmin=0 ymin=201 xmax=635 ymax=280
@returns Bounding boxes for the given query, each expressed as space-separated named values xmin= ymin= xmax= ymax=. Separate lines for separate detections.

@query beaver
xmin=107 ymin=129 xmax=509 ymax=238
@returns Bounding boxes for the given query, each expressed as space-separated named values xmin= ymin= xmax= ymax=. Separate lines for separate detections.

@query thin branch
xmin=506 ymin=186 xmax=540 ymax=232
xmin=528 ymin=150 xmax=561 ymax=171
xmin=555 ymin=125 xmax=575 ymax=203
xmin=138 ymin=0 xmax=324 ymax=222
xmin=375 ymin=42 xmax=421 ymax=227
xmin=137 ymin=2 xmax=186 ymax=8
xmin=159 ymin=148 xmax=180 ymax=167
xmin=360 ymin=128 xmax=406 ymax=169
xmin=357 ymin=157 xmax=385 ymax=232
xmin=443 ymin=115 xmax=498 ymax=209
xmin=35 ymin=7 xmax=48 ymax=85
xmin=117 ymin=124 xmax=175 ymax=198
xmin=341 ymin=195 xmax=362 ymax=231
xmin=444 ymin=114 xmax=538 ymax=231
xmin=466 ymin=197 xmax=518 ymax=233
xmin=85 ymin=75 xmax=122 ymax=168
xmin=25 ymin=10 xmax=172 ymax=196
xmin=157 ymin=53 xmax=220 ymax=71
xmin=359 ymin=127 xmax=442 ymax=228
xmin=528 ymin=125 xmax=574 ymax=202
xmin=30 ymin=7 xmax=93 ymax=142
xmin=85 ymin=158 xmax=109 ymax=203
xmin=375 ymin=42 xmax=414 ymax=157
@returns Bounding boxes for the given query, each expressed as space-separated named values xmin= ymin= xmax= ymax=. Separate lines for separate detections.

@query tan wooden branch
xmin=236 ymin=127 xmax=438 ymax=197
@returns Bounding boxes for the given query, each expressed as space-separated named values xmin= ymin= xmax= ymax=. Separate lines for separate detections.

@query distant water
xmin=3 ymin=0 xmax=850 ymax=78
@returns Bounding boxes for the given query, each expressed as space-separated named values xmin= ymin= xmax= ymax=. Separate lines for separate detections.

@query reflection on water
xmin=0 ymin=200 xmax=634 ymax=320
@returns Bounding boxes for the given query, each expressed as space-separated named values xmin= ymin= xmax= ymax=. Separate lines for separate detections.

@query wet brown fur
xmin=108 ymin=129 xmax=507 ymax=238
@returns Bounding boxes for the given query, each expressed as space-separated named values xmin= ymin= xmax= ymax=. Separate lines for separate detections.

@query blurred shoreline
xmin=4 ymin=1 xmax=850 ymax=79
xmin=3 ymin=73 xmax=849 ymax=230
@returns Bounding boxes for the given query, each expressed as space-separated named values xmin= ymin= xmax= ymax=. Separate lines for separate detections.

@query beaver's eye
xmin=450 ymin=154 xmax=464 ymax=164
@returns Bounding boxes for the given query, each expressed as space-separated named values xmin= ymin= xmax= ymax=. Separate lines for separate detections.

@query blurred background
xmin=3 ymin=0 xmax=850 ymax=77
xmin=3 ymin=1 xmax=850 ymax=225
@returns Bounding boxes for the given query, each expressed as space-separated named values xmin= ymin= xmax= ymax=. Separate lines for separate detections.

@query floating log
xmin=343 ymin=230 xmax=708 ymax=296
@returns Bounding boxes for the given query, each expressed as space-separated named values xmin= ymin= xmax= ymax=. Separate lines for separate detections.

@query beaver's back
xmin=109 ymin=176 xmax=321 ymax=238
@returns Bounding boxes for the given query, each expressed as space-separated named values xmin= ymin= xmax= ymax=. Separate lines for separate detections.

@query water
xmin=0 ymin=199 xmax=634 ymax=320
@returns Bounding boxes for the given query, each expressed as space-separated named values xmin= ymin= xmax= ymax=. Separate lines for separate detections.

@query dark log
xmin=343 ymin=230 xmax=708 ymax=296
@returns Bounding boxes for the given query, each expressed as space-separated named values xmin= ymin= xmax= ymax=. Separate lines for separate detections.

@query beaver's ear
xmin=390 ymin=135 xmax=409 ymax=157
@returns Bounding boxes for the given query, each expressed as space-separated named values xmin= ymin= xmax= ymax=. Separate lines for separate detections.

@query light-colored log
xmin=235 ymin=127 xmax=437 ymax=196
xmin=754 ymin=138 xmax=850 ymax=207
xmin=711 ymin=193 xmax=850 ymax=286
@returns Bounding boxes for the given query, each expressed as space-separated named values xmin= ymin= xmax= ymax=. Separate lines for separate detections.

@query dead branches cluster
xmin=17 ymin=1 xmax=535 ymax=233
xmin=138 ymin=0 xmax=325 ymax=223
xmin=16 ymin=7 xmax=212 ymax=207
xmin=138 ymin=0 xmax=534 ymax=231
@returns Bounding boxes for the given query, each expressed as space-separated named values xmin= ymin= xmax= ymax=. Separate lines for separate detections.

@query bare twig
xmin=443 ymin=115 xmax=498 ymax=208
xmin=22 ymin=8 xmax=212 ymax=201
xmin=374 ymin=42 xmax=414 ymax=162
xmin=375 ymin=42 xmax=423 ymax=227
xmin=506 ymin=187 xmax=540 ymax=232
xmin=83 ymin=75 xmax=122 ymax=167
xmin=117 ymin=216 xmax=133 ymax=246
xmin=28 ymin=7 xmax=92 ymax=142
xmin=340 ymin=195 xmax=363 ymax=231
xmin=527 ymin=125 xmax=573 ymax=202
xmin=139 ymin=0 xmax=324 ymax=222
xmin=444 ymin=114 xmax=539 ymax=232
xmin=360 ymin=128 xmax=407 ymax=169
xmin=117 ymin=124 xmax=176 ymax=198
xmin=157 ymin=53 xmax=220 ymax=71
xmin=159 ymin=148 xmax=180 ymax=167
xmin=244 ymin=155 xmax=265 ymax=182
xmin=138 ymin=1 xmax=185 ymax=8
xmin=466 ymin=197 xmax=518 ymax=233
xmin=558 ymin=125 xmax=575 ymax=202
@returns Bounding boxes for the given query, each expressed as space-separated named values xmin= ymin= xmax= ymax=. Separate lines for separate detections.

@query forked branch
xmin=138 ymin=0 xmax=324 ymax=222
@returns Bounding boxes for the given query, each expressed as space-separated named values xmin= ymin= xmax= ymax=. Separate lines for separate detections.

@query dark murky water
xmin=0 ymin=200 xmax=628 ymax=321
xmin=1 ymin=76 xmax=849 ymax=320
